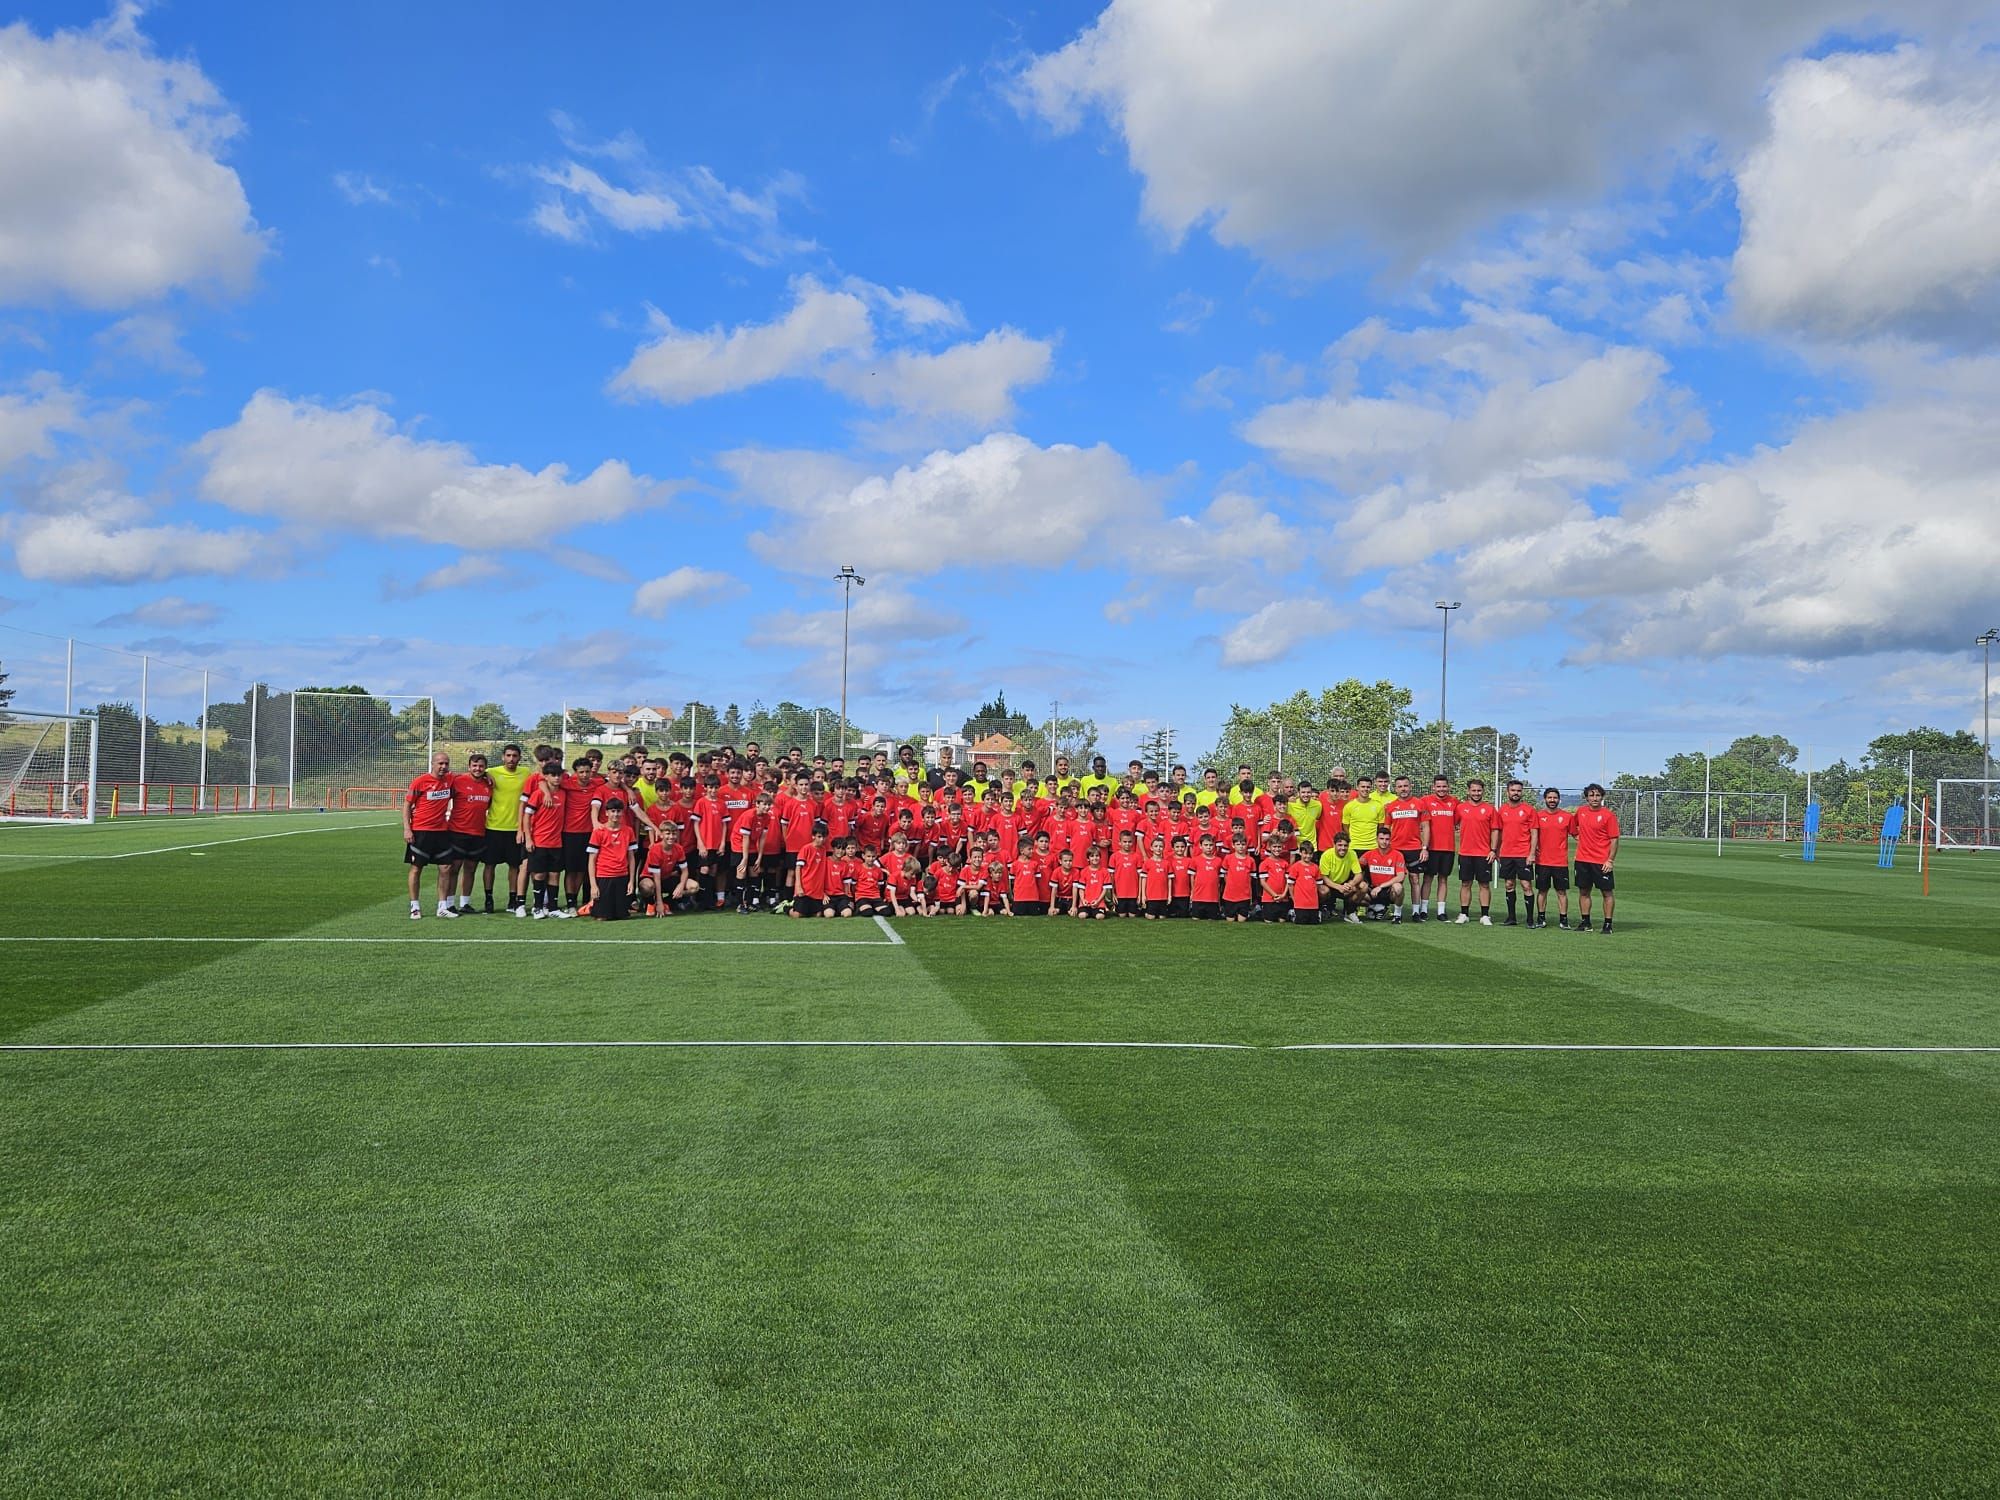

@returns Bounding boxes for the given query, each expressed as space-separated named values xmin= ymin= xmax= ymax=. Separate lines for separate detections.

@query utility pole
xmin=1435 ymin=600 xmax=1460 ymax=774
xmin=836 ymin=566 xmax=865 ymax=762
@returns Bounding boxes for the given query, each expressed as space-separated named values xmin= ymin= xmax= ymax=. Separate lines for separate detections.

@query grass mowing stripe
xmin=2 ymin=1039 xmax=1261 ymax=1053
xmin=0 ymin=819 xmax=395 ymax=861
xmin=0 ymin=933 xmax=904 ymax=947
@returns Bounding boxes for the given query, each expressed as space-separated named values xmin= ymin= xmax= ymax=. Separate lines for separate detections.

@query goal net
xmin=1933 ymin=779 xmax=2000 ymax=851
xmin=271 ymin=691 xmax=434 ymax=810
xmin=0 ymin=710 xmax=98 ymax=823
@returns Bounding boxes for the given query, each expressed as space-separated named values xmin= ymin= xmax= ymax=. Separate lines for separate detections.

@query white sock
xmin=410 ymin=899 xmax=420 ymax=911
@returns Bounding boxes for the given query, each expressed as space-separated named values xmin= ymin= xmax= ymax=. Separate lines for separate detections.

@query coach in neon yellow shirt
xmin=1285 ymin=781 xmax=1324 ymax=849
xmin=1340 ymin=776 xmax=1389 ymax=852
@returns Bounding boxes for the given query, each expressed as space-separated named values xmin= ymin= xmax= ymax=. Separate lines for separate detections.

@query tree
xmin=566 ymin=709 xmax=605 ymax=741
xmin=963 ymin=692 xmax=1033 ymax=742
xmin=530 ymin=712 xmax=566 ymax=745
xmin=1863 ymin=727 xmax=1986 ymax=783
xmin=0 ymin=658 xmax=11 ymax=710
xmin=1199 ymin=680 xmax=1418 ymax=779
xmin=1134 ymin=727 xmax=1173 ymax=775
xmin=718 ymin=703 xmax=746 ymax=743
xmin=746 ymin=701 xmax=863 ymax=757
xmin=1009 ymin=713 xmax=1099 ymax=768
xmin=464 ymin=702 xmax=515 ymax=740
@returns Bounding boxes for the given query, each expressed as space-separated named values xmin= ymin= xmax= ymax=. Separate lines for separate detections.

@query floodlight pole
xmin=198 ymin=669 xmax=209 ymax=808
xmin=836 ymin=566 xmax=865 ymax=761
xmin=138 ymin=654 xmax=149 ymax=795
xmin=1435 ymin=601 xmax=1459 ymax=774
xmin=1979 ymin=629 xmax=1998 ymax=846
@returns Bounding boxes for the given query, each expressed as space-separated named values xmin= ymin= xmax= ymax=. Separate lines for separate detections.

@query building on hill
xmin=968 ymin=732 xmax=1027 ymax=770
xmin=581 ymin=705 xmax=677 ymax=746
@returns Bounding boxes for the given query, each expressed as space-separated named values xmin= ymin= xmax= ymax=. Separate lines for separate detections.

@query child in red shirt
xmin=1221 ymin=834 xmax=1258 ymax=923
xmin=1141 ymin=835 xmax=1171 ymax=920
xmin=1077 ymin=845 xmax=1112 ymax=919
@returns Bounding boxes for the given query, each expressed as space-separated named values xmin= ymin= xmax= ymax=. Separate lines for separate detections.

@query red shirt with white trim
xmin=406 ymin=774 xmax=452 ymax=832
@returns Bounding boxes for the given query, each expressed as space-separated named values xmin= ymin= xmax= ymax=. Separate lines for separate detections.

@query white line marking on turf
xmin=0 ymin=822 xmax=394 ymax=861
xmin=0 ymin=1039 xmax=1254 ymax=1053
xmin=873 ymin=914 xmax=904 ymax=945
xmin=1277 ymin=1043 xmax=2000 ymax=1053
xmin=3 ymin=1040 xmax=1994 ymax=1055
xmin=0 ymin=936 xmax=908 ymax=944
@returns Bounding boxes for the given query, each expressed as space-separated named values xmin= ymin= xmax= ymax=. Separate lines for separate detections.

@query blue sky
xmin=3 ymin=0 xmax=1998 ymax=783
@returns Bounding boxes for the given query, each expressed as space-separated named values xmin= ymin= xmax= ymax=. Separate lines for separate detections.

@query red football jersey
xmin=1496 ymin=801 xmax=1537 ymax=857
xmin=1575 ymin=807 xmax=1621 ymax=863
xmin=1420 ymin=794 xmax=1459 ymax=851
xmin=524 ymin=780 xmax=567 ymax=846
xmin=1111 ymin=851 xmax=1143 ymax=899
xmin=1009 ymin=855 xmax=1045 ymax=904
xmin=1221 ymin=853 xmax=1256 ymax=902
xmin=1363 ymin=850 xmax=1406 ymax=888
xmin=590 ymin=824 xmax=636 ymax=879
xmin=1384 ymin=798 xmax=1424 ymax=852
xmin=1289 ymin=859 xmax=1321 ymax=909
xmin=406 ymin=773 xmax=453 ymax=832
xmin=1258 ymin=855 xmax=1290 ymax=902
xmin=1456 ymin=800 xmax=1498 ymax=856
xmin=1534 ymin=808 xmax=1576 ymax=866
xmin=446 ymin=772 xmax=491 ymax=835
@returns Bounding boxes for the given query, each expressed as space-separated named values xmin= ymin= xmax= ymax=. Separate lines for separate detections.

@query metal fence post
xmin=198 ymin=669 xmax=210 ymax=807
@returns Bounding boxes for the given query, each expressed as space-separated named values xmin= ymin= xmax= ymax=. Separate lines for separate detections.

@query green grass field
xmin=3 ymin=813 xmax=1996 ymax=1496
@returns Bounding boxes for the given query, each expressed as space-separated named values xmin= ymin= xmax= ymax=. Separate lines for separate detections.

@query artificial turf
xmin=1 ymin=814 xmax=1996 ymax=1495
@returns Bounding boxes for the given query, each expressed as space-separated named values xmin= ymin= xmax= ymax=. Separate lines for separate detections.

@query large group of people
xmin=402 ymin=741 xmax=1623 ymax=932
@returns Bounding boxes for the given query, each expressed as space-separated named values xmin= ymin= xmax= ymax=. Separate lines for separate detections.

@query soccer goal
xmin=1933 ymin=779 xmax=2000 ymax=851
xmin=273 ymin=691 xmax=434 ymax=810
xmin=0 ymin=710 xmax=99 ymax=823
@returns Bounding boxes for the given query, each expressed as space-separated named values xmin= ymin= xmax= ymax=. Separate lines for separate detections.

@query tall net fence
xmin=0 ymin=710 xmax=97 ymax=821
xmin=1933 ymin=780 xmax=2000 ymax=849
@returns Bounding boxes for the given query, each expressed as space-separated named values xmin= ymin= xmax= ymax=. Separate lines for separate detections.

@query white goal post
xmin=1932 ymin=779 xmax=1999 ymax=851
xmin=0 ymin=709 xmax=99 ymax=824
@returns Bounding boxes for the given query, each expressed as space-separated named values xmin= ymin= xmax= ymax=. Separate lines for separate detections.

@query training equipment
xmin=1932 ymin=779 xmax=2000 ymax=852
xmin=0 ymin=710 xmax=98 ymax=824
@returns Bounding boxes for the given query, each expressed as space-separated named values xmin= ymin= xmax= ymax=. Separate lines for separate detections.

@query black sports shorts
xmin=483 ymin=830 xmax=525 ymax=866
xmin=1426 ymin=850 xmax=1456 ymax=879
xmin=1221 ymin=898 xmax=1251 ymax=919
xmin=1498 ymin=856 xmax=1531 ymax=880
xmin=1457 ymin=855 xmax=1493 ymax=883
xmin=1576 ymin=861 xmax=1615 ymax=893
xmin=1192 ymin=901 xmax=1221 ymax=920
xmin=527 ymin=846 xmax=563 ymax=877
xmin=562 ymin=832 xmax=590 ymax=876
xmin=1535 ymin=865 xmax=1570 ymax=892
xmin=404 ymin=829 xmax=453 ymax=866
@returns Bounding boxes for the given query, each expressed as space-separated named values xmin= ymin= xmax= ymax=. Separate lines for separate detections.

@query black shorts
xmin=1498 ymin=856 xmax=1531 ymax=881
xmin=404 ymin=829 xmax=454 ymax=866
xmin=1168 ymin=896 xmax=1192 ymax=918
xmin=593 ymin=881 xmax=630 ymax=921
xmin=483 ymin=830 xmax=525 ymax=867
xmin=1457 ymin=855 xmax=1493 ymax=884
xmin=1366 ymin=881 xmax=1400 ymax=903
xmin=1192 ymin=901 xmax=1221 ymax=920
xmin=1290 ymin=907 xmax=1322 ymax=925
xmin=562 ymin=832 xmax=590 ymax=876
xmin=1576 ymin=861 xmax=1615 ymax=893
xmin=1014 ymin=901 xmax=1047 ymax=917
xmin=1222 ymin=898 xmax=1251 ymax=919
xmin=1535 ymin=865 xmax=1570 ymax=893
xmin=793 ymin=895 xmax=824 ymax=918
xmin=1259 ymin=899 xmax=1289 ymax=921
xmin=1145 ymin=899 xmax=1169 ymax=918
xmin=442 ymin=831 xmax=480 ymax=862
xmin=1426 ymin=850 xmax=1455 ymax=879
xmin=827 ymin=895 xmax=854 ymax=915
xmin=1115 ymin=896 xmax=1139 ymax=916
xmin=526 ymin=846 xmax=563 ymax=877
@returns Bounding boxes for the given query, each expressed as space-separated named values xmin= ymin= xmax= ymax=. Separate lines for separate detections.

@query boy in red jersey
xmin=402 ymin=750 xmax=457 ymax=920
xmin=521 ymin=758 xmax=573 ymax=919
xmin=1167 ymin=835 xmax=1196 ymax=918
xmin=789 ymin=823 xmax=832 ymax=919
xmin=1452 ymin=778 xmax=1499 ymax=925
xmin=1257 ymin=831 xmax=1291 ymax=922
xmin=1047 ymin=849 xmax=1077 ymax=916
xmin=1362 ymin=827 xmax=1407 ymax=922
xmin=1076 ymin=845 xmax=1112 ymax=918
xmin=928 ymin=850 xmax=966 ymax=916
xmin=1531 ymin=787 xmax=1576 ymax=929
xmin=980 ymin=834 xmax=1009 ymax=916
xmin=1008 ymin=832 xmax=1050 ymax=916
xmin=443 ymin=752 xmax=494 ymax=916
xmin=1288 ymin=844 xmax=1323 ymax=925
xmin=1190 ymin=834 xmax=1224 ymax=920
xmin=1382 ymin=775 xmax=1424 ymax=921
xmin=1221 ymin=832 xmax=1257 ymax=922
xmin=1572 ymin=783 xmax=1621 ymax=933
xmin=852 ymin=844 xmax=885 ymax=917
xmin=1415 ymin=774 xmax=1459 ymax=923
xmin=1111 ymin=830 xmax=1143 ymax=917
xmin=1493 ymin=779 xmax=1537 ymax=926
xmin=560 ymin=755 xmax=601 ymax=911
xmin=732 ymin=791 xmax=774 ymax=914
xmin=586 ymin=800 xmax=637 ymax=921
xmin=1141 ymin=834 xmax=1171 ymax=919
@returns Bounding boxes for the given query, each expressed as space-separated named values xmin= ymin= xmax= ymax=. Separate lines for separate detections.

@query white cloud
xmin=610 ymin=278 xmax=873 ymax=403
xmin=632 ymin=566 xmax=742 ymax=617
xmin=0 ymin=373 xmax=84 ymax=469
xmin=1218 ymin=598 xmax=1342 ymax=667
xmin=1163 ymin=290 xmax=1215 ymax=334
xmin=97 ymin=594 xmax=221 ymax=628
xmin=195 ymin=391 xmax=666 ymax=549
xmin=94 ymin=311 xmax=201 ymax=374
xmin=1733 ymin=47 xmax=2000 ymax=344
xmin=726 ymin=432 xmax=1154 ymax=575
xmin=389 ymin=554 xmax=508 ymax=598
xmin=1372 ymin=357 xmax=2000 ymax=662
xmin=332 ymin=171 xmax=393 ymax=206
xmin=1013 ymin=0 xmax=1963 ymax=262
xmin=525 ymin=114 xmax=813 ymax=263
xmin=749 ymin=585 xmax=973 ymax=701
xmin=612 ymin=277 xmax=1054 ymax=425
xmin=4 ymin=511 xmax=270 ymax=584
xmin=1242 ymin=308 xmax=1704 ymax=570
xmin=0 ymin=7 xmax=265 ymax=306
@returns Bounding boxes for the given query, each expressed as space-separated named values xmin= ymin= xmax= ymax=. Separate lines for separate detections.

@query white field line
xmin=0 ymin=821 xmax=395 ymax=861
xmin=3 ymin=1040 xmax=1995 ymax=1056
xmin=0 ymin=931 xmax=903 ymax=948
xmin=1 ymin=1039 xmax=1253 ymax=1053
xmin=872 ymin=914 xmax=905 ymax=945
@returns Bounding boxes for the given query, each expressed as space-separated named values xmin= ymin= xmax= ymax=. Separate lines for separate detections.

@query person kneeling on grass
xmin=1318 ymin=834 xmax=1367 ymax=924
xmin=1362 ymin=827 xmax=1408 ymax=923
xmin=586 ymin=800 xmax=637 ymax=922
xmin=789 ymin=822 xmax=833 ymax=919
